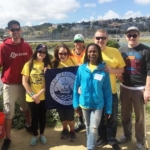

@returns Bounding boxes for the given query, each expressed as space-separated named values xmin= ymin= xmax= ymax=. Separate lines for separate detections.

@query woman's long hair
xmin=29 ymin=45 xmax=52 ymax=72
xmin=52 ymin=44 xmax=73 ymax=68
xmin=84 ymin=43 xmax=103 ymax=65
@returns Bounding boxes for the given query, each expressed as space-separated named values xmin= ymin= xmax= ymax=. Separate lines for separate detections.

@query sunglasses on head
xmin=10 ymin=28 xmax=20 ymax=32
xmin=127 ymin=34 xmax=138 ymax=38
xmin=38 ymin=50 xmax=47 ymax=54
xmin=58 ymin=53 xmax=68 ymax=56
xmin=95 ymin=37 xmax=107 ymax=40
xmin=74 ymin=40 xmax=83 ymax=43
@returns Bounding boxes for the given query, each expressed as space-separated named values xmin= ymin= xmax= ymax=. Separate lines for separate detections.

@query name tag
xmin=94 ymin=74 xmax=103 ymax=81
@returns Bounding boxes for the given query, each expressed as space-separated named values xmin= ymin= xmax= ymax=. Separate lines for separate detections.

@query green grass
xmin=29 ymin=39 xmax=120 ymax=52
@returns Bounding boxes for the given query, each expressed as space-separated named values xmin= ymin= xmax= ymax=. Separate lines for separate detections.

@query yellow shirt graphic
xmin=21 ymin=60 xmax=47 ymax=102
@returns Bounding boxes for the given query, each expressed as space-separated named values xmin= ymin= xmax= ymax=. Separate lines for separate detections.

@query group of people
xmin=0 ymin=19 xmax=150 ymax=150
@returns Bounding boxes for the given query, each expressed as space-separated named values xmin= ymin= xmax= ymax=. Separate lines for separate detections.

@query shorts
xmin=3 ymin=84 xmax=28 ymax=119
xmin=57 ymin=108 xmax=74 ymax=121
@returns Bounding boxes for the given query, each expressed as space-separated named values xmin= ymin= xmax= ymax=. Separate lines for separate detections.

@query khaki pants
xmin=3 ymin=84 xmax=28 ymax=119
xmin=120 ymin=85 xmax=145 ymax=144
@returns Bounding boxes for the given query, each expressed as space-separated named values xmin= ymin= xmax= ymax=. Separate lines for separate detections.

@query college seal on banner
xmin=50 ymin=72 xmax=76 ymax=105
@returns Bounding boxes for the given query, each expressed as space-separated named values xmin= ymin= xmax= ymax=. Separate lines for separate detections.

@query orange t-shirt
xmin=71 ymin=49 xmax=85 ymax=65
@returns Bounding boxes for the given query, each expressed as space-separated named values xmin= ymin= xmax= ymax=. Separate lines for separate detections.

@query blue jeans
xmin=82 ymin=109 xmax=103 ymax=150
xmin=98 ymin=93 xmax=118 ymax=145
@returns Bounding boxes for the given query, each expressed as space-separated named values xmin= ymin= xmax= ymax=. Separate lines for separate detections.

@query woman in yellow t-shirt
xmin=21 ymin=44 xmax=52 ymax=146
xmin=52 ymin=44 xmax=78 ymax=142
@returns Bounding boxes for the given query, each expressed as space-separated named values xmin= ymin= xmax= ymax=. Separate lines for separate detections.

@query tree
xmin=57 ymin=25 xmax=62 ymax=30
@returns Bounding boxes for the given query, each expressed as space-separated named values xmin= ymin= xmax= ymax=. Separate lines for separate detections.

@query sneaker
xmin=69 ymin=132 xmax=76 ymax=142
xmin=96 ymin=138 xmax=108 ymax=147
xmin=74 ymin=123 xmax=85 ymax=132
xmin=26 ymin=126 xmax=33 ymax=135
xmin=30 ymin=137 xmax=37 ymax=146
xmin=135 ymin=142 xmax=144 ymax=150
xmin=40 ymin=136 xmax=47 ymax=145
xmin=1 ymin=139 xmax=11 ymax=150
xmin=117 ymin=135 xmax=132 ymax=144
xmin=112 ymin=144 xmax=121 ymax=150
xmin=60 ymin=129 xmax=68 ymax=139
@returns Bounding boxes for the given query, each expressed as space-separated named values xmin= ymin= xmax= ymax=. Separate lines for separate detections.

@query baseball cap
xmin=74 ymin=34 xmax=84 ymax=42
xmin=36 ymin=44 xmax=47 ymax=51
xmin=125 ymin=26 xmax=139 ymax=34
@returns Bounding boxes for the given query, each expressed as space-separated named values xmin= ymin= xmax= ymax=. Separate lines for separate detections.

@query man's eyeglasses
xmin=74 ymin=40 xmax=83 ymax=43
xmin=58 ymin=53 xmax=68 ymax=56
xmin=38 ymin=50 xmax=47 ymax=54
xmin=10 ymin=28 xmax=20 ymax=32
xmin=95 ymin=37 xmax=107 ymax=40
xmin=127 ymin=34 xmax=138 ymax=38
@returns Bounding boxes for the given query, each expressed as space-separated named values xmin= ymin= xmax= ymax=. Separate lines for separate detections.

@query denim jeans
xmin=82 ymin=108 xmax=103 ymax=150
xmin=98 ymin=94 xmax=118 ymax=145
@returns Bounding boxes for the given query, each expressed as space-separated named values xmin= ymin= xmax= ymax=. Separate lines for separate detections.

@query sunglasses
xmin=127 ymin=34 xmax=138 ymax=38
xmin=10 ymin=28 xmax=20 ymax=32
xmin=74 ymin=40 xmax=83 ymax=43
xmin=58 ymin=53 xmax=68 ymax=56
xmin=38 ymin=50 xmax=47 ymax=54
xmin=95 ymin=37 xmax=107 ymax=40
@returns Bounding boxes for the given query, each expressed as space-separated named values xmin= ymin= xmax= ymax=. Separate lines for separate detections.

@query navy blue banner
xmin=45 ymin=66 xmax=78 ymax=109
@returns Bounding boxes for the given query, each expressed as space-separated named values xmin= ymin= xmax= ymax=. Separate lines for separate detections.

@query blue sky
xmin=0 ymin=0 xmax=150 ymax=28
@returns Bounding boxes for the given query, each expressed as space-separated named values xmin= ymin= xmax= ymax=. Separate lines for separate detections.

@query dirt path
xmin=0 ymin=125 xmax=150 ymax=150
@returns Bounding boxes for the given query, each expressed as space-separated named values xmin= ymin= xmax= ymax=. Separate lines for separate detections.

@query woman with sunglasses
xmin=52 ymin=44 xmax=78 ymax=142
xmin=73 ymin=43 xmax=112 ymax=150
xmin=21 ymin=44 xmax=52 ymax=146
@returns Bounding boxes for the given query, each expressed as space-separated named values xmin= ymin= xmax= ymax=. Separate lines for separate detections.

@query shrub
xmin=107 ymin=40 xmax=120 ymax=48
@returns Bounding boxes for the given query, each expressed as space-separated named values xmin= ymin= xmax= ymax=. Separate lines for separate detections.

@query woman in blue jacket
xmin=73 ymin=43 xmax=112 ymax=150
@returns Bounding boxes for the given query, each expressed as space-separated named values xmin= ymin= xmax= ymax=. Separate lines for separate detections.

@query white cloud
xmin=26 ymin=22 xmax=32 ymax=27
xmin=0 ymin=0 xmax=80 ymax=28
xmin=84 ymin=3 xmax=96 ymax=7
xmin=98 ymin=0 xmax=113 ymax=4
xmin=123 ymin=11 xmax=143 ymax=19
xmin=97 ymin=15 xmax=103 ymax=20
xmin=97 ymin=10 xmax=142 ymax=20
xmin=134 ymin=0 xmax=150 ymax=5
xmin=78 ymin=10 xmax=119 ymax=22
xmin=90 ymin=16 xmax=95 ymax=21
xmin=78 ymin=10 xmax=144 ymax=23
xmin=103 ymin=10 xmax=119 ymax=19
